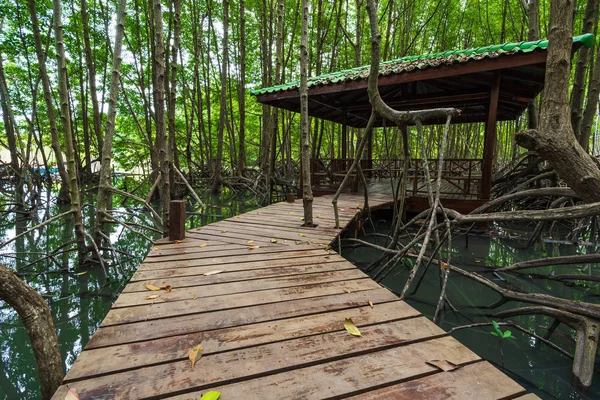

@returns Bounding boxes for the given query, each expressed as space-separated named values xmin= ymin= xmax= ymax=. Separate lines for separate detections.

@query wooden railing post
xmin=169 ymin=200 xmax=186 ymax=241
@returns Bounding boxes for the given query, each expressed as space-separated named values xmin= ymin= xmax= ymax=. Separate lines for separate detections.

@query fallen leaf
xmin=175 ymin=240 xmax=183 ymax=244
xmin=343 ymin=288 xmax=352 ymax=293
xmin=200 ymin=391 xmax=221 ymax=400
xmin=344 ymin=317 xmax=362 ymax=337
xmin=151 ymin=247 xmax=159 ymax=251
xmin=247 ymin=240 xmax=255 ymax=244
xmin=145 ymin=294 xmax=160 ymax=300
xmin=204 ymin=270 xmax=223 ymax=276
xmin=146 ymin=283 xmax=172 ymax=292
xmin=248 ymin=245 xmax=261 ymax=250
xmin=339 ymin=208 xmax=345 ymax=211
xmin=426 ymin=359 xmax=458 ymax=372
xmin=270 ymin=238 xmax=277 ymax=243
xmin=65 ymin=385 xmax=80 ymax=400
xmin=220 ymin=230 xmax=227 ymax=233
xmin=441 ymin=263 xmax=448 ymax=269
xmin=189 ymin=344 xmax=204 ymax=368
xmin=368 ymin=300 xmax=374 ymax=309
xmin=301 ymin=217 xmax=305 ymax=220
xmin=299 ymin=233 xmax=306 ymax=237
xmin=289 ymin=211 xmax=295 ymax=214
xmin=193 ymin=296 xmax=198 ymax=300
xmin=200 ymin=243 xmax=208 ymax=248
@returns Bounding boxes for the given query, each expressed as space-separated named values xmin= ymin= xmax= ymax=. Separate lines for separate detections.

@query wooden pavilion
xmin=252 ymin=34 xmax=594 ymax=212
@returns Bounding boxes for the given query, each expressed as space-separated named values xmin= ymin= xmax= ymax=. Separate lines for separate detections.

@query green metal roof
xmin=251 ymin=33 xmax=595 ymax=97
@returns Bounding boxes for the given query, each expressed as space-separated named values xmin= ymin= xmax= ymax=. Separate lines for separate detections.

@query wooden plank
xmin=59 ymin=319 xmax=449 ymax=399
xmin=140 ymin=243 xmax=321 ymax=264
xmin=54 ymin=194 xmax=533 ymax=400
xmin=345 ymin=361 xmax=527 ymax=399
xmin=146 ymin=242 xmax=250 ymax=257
xmin=114 ymin=269 xmax=369 ymax=307
xmin=101 ymin=278 xmax=381 ymax=326
xmin=160 ymin=336 xmax=482 ymax=400
xmin=124 ymin=260 xmax=355 ymax=292
xmin=130 ymin=253 xmax=342 ymax=281
xmin=65 ymin=301 xmax=423 ymax=381
xmin=211 ymin=217 xmax=342 ymax=236
xmin=86 ymin=288 xmax=398 ymax=348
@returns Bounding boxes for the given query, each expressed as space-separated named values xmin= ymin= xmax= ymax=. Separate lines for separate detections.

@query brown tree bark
xmin=152 ymin=0 xmax=171 ymax=233
xmin=526 ymin=0 xmax=540 ymax=129
xmin=300 ymin=0 xmax=313 ymax=226
xmin=0 ymin=264 xmax=63 ymax=400
xmin=27 ymin=0 xmax=70 ymax=202
xmin=515 ymin=0 xmax=600 ymax=204
xmin=570 ymin=0 xmax=599 ymax=139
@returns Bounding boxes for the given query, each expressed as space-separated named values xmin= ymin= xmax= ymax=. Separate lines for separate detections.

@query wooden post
xmin=341 ymin=108 xmax=347 ymax=160
xmin=169 ymin=200 xmax=186 ymax=241
xmin=480 ymin=72 xmax=501 ymax=200
xmin=286 ymin=193 xmax=295 ymax=202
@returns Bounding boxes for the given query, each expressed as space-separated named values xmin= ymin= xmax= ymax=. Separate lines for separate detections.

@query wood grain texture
xmin=52 ymin=194 xmax=532 ymax=400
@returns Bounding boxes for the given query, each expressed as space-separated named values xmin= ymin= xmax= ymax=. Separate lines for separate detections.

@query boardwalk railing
xmin=311 ymin=158 xmax=483 ymax=198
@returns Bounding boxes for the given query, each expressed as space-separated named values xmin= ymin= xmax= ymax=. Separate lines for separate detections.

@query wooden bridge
xmin=52 ymin=194 xmax=536 ymax=399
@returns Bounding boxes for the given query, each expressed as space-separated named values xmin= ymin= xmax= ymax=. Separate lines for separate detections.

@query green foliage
xmin=490 ymin=320 xmax=516 ymax=340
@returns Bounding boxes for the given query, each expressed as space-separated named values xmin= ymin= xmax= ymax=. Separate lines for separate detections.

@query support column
xmin=341 ymin=108 xmax=347 ymax=160
xmin=480 ymin=72 xmax=501 ymax=200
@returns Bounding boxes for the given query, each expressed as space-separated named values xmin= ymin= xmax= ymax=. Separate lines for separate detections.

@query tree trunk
xmin=211 ymin=0 xmax=228 ymax=193
xmin=515 ymin=0 xmax=600 ymax=204
xmin=527 ymin=0 xmax=540 ymax=129
xmin=0 ymin=58 xmax=21 ymax=183
xmin=570 ymin=0 xmax=599 ymax=140
xmin=52 ymin=0 xmax=87 ymax=261
xmin=167 ymin=0 xmax=182 ymax=176
xmin=152 ymin=0 xmax=170 ymax=234
xmin=238 ymin=0 xmax=247 ymax=176
xmin=580 ymin=43 xmax=600 ymax=152
xmin=81 ymin=0 xmax=104 ymax=159
xmin=0 ymin=264 xmax=63 ymax=400
xmin=300 ymin=0 xmax=313 ymax=226
xmin=27 ymin=0 xmax=70 ymax=202
xmin=95 ymin=0 xmax=128 ymax=242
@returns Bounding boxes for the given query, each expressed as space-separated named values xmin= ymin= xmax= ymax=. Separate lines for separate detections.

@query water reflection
xmin=344 ymin=213 xmax=600 ymax=400
xmin=0 ymin=185 xmax=260 ymax=399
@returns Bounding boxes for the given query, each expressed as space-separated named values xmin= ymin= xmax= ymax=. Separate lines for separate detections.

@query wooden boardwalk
xmin=53 ymin=194 xmax=535 ymax=399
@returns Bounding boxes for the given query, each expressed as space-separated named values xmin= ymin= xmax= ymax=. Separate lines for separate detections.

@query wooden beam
xmin=341 ymin=108 xmax=347 ymax=159
xmin=169 ymin=200 xmax=186 ymax=241
xmin=480 ymin=72 xmax=501 ymax=200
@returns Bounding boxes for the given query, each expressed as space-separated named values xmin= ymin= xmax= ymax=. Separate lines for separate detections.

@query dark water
xmin=342 ymin=210 xmax=600 ymax=400
xmin=0 ymin=186 xmax=260 ymax=399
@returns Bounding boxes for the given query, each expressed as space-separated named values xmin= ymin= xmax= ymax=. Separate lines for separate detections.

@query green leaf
xmin=502 ymin=330 xmax=512 ymax=339
xmin=200 ymin=391 xmax=221 ymax=400
xmin=490 ymin=331 xmax=498 ymax=336
xmin=492 ymin=320 xmax=503 ymax=335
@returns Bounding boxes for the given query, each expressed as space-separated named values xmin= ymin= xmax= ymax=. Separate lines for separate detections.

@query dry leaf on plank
xmin=344 ymin=317 xmax=362 ymax=337
xmin=189 ymin=344 xmax=204 ymax=368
